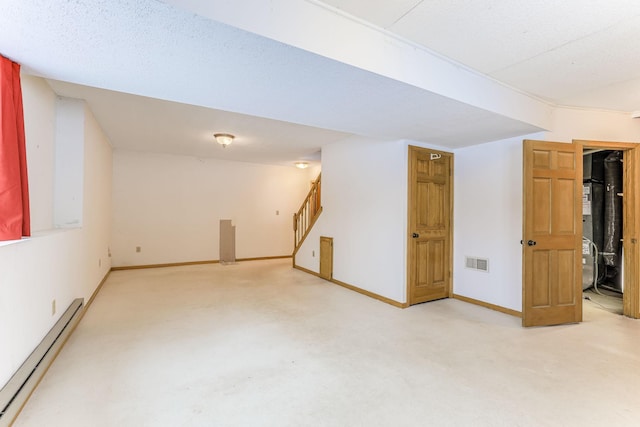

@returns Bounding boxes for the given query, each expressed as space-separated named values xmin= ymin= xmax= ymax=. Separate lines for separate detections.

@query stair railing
xmin=293 ymin=174 xmax=322 ymax=254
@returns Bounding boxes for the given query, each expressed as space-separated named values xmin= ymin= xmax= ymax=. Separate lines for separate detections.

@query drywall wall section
xmin=54 ymin=97 xmax=84 ymax=228
xmin=547 ymin=107 xmax=640 ymax=143
xmin=295 ymin=136 xmax=407 ymax=303
xmin=306 ymin=163 xmax=322 ymax=181
xmin=81 ymin=103 xmax=113 ymax=295
xmin=453 ymin=134 xmax=541 ymax=311
xmin=0 ymin=77 xmax=112 ymax=388
xmin=22 ymin=75 xmax=55 ymax=232
xmin=111 ymin=150 xmax=312 ymax=267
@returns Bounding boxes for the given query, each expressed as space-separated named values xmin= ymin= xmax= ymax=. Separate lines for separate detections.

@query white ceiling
xmin=1 ymin=0 xmax=639 ymax=165
xmin=321 ymin=0 xmax=640 ymax=111
xmin=47 ymin=80 xmax=348 ymax=166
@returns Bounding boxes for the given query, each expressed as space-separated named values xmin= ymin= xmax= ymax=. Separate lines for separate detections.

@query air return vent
xmin=465 ymin=256 xmax=489 ymax=272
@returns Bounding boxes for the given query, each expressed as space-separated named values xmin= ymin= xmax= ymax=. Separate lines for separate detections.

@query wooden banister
xmin=293 ymin=174 xmax=322 ymax=254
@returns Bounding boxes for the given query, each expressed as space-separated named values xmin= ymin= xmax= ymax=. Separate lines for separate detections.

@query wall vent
xmin=465 ymin=256 xmax=489 ymax=272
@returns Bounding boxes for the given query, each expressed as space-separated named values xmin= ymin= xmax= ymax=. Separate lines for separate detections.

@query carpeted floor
xmin=13 ymin=259 xmax=640 ymax=427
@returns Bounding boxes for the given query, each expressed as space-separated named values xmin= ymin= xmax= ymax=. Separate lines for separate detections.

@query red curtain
xmin=0 ymin=54 xmax=30 ymax=240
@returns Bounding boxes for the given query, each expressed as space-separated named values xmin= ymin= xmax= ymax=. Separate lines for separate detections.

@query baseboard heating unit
xmin=0 ymin=298 xmax=84 ymax=427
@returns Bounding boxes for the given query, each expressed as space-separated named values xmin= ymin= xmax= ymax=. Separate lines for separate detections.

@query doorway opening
xmin=582 ymin=149 xmax=623 ymax=315
xmin=577 ymin=139 xmax=640 ymax=320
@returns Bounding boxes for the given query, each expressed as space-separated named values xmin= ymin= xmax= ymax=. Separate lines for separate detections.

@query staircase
xmin=293 ymin=173 xmax=322 ymax=255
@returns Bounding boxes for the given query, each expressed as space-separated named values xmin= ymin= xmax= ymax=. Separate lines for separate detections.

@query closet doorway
xmin=576 ymin=140 xmax=640 ymax=319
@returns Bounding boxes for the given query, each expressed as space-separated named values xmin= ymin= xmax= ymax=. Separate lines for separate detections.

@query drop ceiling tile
xmin=388 ymin=0 xmax=640 ymax=74
xmin=319 ymin=0 xmax=422 ymax=28
xmin=490 ymin=16 xmax=640 ymax=101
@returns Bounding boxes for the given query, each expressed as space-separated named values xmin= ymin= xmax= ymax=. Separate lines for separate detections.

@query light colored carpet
xmin=13 ymin=259 xmax=640 ymax=426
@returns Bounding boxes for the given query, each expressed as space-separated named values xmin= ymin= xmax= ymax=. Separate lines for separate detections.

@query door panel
xmin=557 ymin=250 xmax=575 ymax=304
xmin=320 ymin=236 xmax=333 ymax=280
xmin=555 ymin=179 xmax=576 ymax=233
xmin=522 ymin=140 xmax=582 ymax=326
xmin=417 ymin=181 xmax=445 ymax=228
xmin=532 ymin=178 xmax=551 ymax=232
xmin=408 ymin=147 xmax=452 ymax=305
xmin=531 ymin=251 xmax=550 ymax=307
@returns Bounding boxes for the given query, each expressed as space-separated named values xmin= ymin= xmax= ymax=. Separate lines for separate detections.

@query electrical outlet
xmin=99 ymin=258 xmax=101 ymax=267
xmin=312 ymin=250 xmax=315 ymax=257
xmin=136 ymin=246 xmax=141 ymax=253
xmin=52 ymin=299 xmax=56 ymax=316
xmin=276 ymin=210 xmax=279 ymax=215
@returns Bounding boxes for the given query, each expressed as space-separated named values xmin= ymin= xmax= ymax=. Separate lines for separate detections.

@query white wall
xmin=111 ymin=150 xmax=311 ymax=267
xmin=0 ymin=77 xmax=112 ymax=388
xmin=547 ymin=107 xmax=640 ymax=143
xmin=81 ymin=104 xmax=113 ymax=290
xmin=453 ymin=107 xmax=640 ymax=312
xmin=54 ymin=97 xmax=85 ymax=228
xmin=22 ymin=76 xmax=55 ymax=232
xmin=295 ymin=108 xmax=640 ymax=311
xmin=295 ymin=136 xmax=408 ymax=303
xmin=453 ymin=133 xmax=541 ymax=311
xmin=306 ymin=163 xmax=322 ymax=181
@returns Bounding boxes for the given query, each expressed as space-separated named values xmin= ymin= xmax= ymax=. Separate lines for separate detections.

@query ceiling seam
xmin=388 ymin=0 xmax=425 ymax=28
xmin=489 ymin=13 xmax=640 ymax=75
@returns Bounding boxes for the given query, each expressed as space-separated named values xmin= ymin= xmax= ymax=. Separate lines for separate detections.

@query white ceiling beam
xmin=163 ymin=0 xmax=553 ymax=130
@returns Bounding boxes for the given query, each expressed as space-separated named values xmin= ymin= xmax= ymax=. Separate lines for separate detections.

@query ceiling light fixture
xmin=214 ymin=133 xmax=235 ymax=148
xmin=295 ymin=161 xmax=309 ymax=169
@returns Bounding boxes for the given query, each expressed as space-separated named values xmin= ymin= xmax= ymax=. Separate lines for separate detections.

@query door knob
xmin=412 ymin=233 xmax=419 ymax=238
xmin=527 ymin=240 xmax=536 ymax=246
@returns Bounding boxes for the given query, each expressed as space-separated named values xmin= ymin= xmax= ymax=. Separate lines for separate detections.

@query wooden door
xmin=320 ymin=236 xmax=333 ymax=280
xmin=522 ymin=140 xmax=582 ymax=326
xmin=407 ymin=146 xmax=452 ymax=305
xmin=623 ymin=146 xmax=640 ymax=318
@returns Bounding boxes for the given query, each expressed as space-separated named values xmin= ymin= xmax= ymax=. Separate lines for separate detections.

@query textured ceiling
xmin=0 ymin=0 xmax=544 ymax=164
xmin=2 ymin=0 xmax=637 ymax=166
xmin=47 ymin=80 xmax=348 ymax=166
xmin=320 ymin=0 xmax=640 ymax=111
